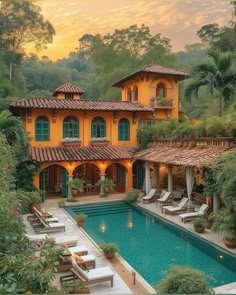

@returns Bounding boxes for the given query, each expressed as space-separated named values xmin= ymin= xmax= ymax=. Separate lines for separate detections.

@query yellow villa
xmin=10 ymin=64 xmax=188 ymax=199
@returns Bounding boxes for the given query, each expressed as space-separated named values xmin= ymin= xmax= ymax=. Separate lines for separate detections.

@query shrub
xmin=74 ymin=213 xmax=88 ymax=223
xmin=193 ymin=217 xmax=206 ymax=228
xmin=155 ymin=265 xmax=214 ymax=294
xmin=100 ymin=243 xmax=118 ymax=255
xmin=124 ymin=190 xmax=139 ymax=202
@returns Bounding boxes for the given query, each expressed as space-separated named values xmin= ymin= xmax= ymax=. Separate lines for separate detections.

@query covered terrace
xmin=134 ymin=138 xmax=236 ymax=210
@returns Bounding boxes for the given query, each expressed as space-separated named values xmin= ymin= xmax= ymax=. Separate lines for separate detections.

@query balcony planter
xmin=62 ymin=137 xmax=81 ymax=147
xmin=90 ymin=137 xmax=110 ymax=146
xmin=63 ymin=141 xmax=81 ymax=147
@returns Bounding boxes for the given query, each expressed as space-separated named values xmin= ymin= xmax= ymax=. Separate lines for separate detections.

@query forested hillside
xmin=1 ymin=0 xmax=236 ymax=119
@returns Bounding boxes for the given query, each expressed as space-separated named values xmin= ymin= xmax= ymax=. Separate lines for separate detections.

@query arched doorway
xmin=105 ymin=164 xmax=127 ymax=193
xmin=73 ymin=163 xmax=100 ymax=194
xmin=39 ymin=165 xmax=68 ymax=198
xmin=132 ymin=160 xmax=145 ymax=189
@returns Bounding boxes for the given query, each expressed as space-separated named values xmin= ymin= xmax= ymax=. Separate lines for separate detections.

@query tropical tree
xmin=185 ymin=49 xmax=236 ymax=116
xmin=0 ymin=0 xmax=55 ymax=80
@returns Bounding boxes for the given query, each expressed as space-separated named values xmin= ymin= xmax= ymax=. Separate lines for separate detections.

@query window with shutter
xmin=63 ymin=116 xmax=79 ymax=138
xmin=35 ymin=116 xmax=50 ymax=141
xmin=91 ymin=117 xmax=106 ymax=138
xmin=118 ymin=118 xmax=130 ymax=141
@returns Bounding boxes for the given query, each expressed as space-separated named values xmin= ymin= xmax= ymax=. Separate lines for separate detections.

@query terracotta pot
xmin=77 ymin=221 xmax=84 ymax=227
xmin=194 ymin=226 xmax=205 ymax=233
xmin=224 ymin=239 xmax=236 ymax=249
xmin=105 ymin=253 xmax=115 ymax=260
xmin=205 ymin=222 xmax=212 ymax=229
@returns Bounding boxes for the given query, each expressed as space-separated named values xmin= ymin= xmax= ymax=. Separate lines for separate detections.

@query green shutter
xmin=61 ymin=168 xmax=68 ymax=197
xmin=118 ymin=120 xmax=130 ymax=141
xmin=39 ymin=170 xmax=45 ymax=202
xmin=35 ymin=117 xmax=49 ymax=141
xmin=92 ymin=123 xmax=97 ymax=137
xmin=72 ymin=121 xmax=79 ymax=137
xmin=63 ymin=121 xmax=69 ymax=138
xmin=100 ymin=122 xmax=105 ymax=137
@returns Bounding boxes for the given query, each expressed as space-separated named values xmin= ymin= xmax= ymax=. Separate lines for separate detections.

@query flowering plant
xmin=61 ymin=137 xmax=81 ymax=143
xmin=90 ymin=137 xmax=110 ymax=142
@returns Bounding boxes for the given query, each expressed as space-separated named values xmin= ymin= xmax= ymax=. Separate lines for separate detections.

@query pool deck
xmin=27 ymin=194 xmax=236 ymax=295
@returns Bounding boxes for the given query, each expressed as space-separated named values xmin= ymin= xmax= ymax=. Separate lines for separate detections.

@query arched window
xmin=156 ymin=82 xmax=166 ymax=98
xmin=63 ymin=116 xmax=79 ymax=138
xmin=35 ymin=116 xmax=49 ymax=141
xmin=118 ymin=118 xmax=130 ymax=141
xmin=133 ymin=85 xmax=138 ymax=101
xmin=127 ymin=88 xmax=132 ymax=101
xmin=91 ymin=117 xmax=106 ymax=138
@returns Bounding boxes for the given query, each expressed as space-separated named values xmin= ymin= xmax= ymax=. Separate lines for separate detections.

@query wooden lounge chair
xmin=30 ymin=206 xmax=58 ymax=223
xmin=162 ymin=197 xmax=189 ymax=215
xmin=142 ymin=189 xmax=157 ymax=203
xmin=60 ymin=257 xmax=114 ymax=287
xmin=156 ymin=191 xmax=174 ymax=206
xmin=179 ymin=204 xmax=209 ymax=223
xmin=33 ymin=213 xmax=65 ymax=233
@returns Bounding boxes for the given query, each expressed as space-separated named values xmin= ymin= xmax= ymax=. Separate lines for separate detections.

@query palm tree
xmin=185 ymin=49 xmax=236 ymax=116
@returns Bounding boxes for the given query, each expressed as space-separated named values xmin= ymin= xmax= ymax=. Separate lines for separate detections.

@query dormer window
xmin=65 ymin=93 xmax=74 ymax=99
xmin=156 ymin=82 xmax=166 ymax=98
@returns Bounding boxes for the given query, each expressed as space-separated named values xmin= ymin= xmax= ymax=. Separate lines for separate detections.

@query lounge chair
xmin=179 ymin=204 xmax=209 ymax=223
xmin=162 ymin=197 xmax=189 ymax=215
xmin=55 ymin=237 xmax=78 ymax=247
xmin=70 ymin=254 xmax=96 ymax=269
xmin=31 ymin=206 xmax=58 ymax=223
xmin=67 ymin=245 xmax=89 ymax=256
xmin=156 ymin=191 xmax=173 ymax=206
xmin=142 ymin=189 xmax=157 ymax=203
xmin=33 ymin=213 xmax=65 ymax=233
xmin=60 ymin=257 xmax=114 ymax=287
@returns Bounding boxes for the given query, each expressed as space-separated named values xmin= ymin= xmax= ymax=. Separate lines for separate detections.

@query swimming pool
xmin=65 ymin=201 xmax=236 ymax=287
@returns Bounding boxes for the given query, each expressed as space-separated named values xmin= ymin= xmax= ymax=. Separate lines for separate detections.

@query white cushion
xmin=86 ymin=267 xmax=114 ymax=280
xmin=69 ymin=245 xmax=88 ymax=254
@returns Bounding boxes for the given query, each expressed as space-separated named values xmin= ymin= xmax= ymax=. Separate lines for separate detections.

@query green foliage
xmin=193 ymin=217 xmax=206 ymax=228
xmin=211 ymin=206 xmax=236 ymax=240
xmin=100 ymin=243 xmax=118 ymax=255
xmin=185 ymin=49 xmax=236 ymax=116
xmin=57 ymin=200 xmax=66 ymax=208
xmin=124 ymin=190 xmax=139 ymax=202
xmin=74 ymin=213 xmax=88 ymax=223
xmin=99 ymin=178 xmax=115 ymax=191
xmin=155 ymin=265 xmax=214 ymax=294
xmin=67 ymin=178 xmax=84 ymax=192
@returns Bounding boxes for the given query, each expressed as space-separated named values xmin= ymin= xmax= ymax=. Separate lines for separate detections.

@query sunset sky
xmin=33 ymin=0 xmax=232 ymax=60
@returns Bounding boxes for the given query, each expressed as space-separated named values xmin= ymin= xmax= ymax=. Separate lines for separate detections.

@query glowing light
xmin=219 ymin=255 xmax=223 ymax=259
xmin=100 ymin=223 xmax=106 ymax=233
xmin=127 ymin=209 xmax=133 ymax=229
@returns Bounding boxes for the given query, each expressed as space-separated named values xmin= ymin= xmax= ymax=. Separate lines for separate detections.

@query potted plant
xmin=67 ymin=178 xmax=84 ymax=196
xmin=74 ymin=213 xmax=88 ymax=226
xmin=57 ymin=200 xmax=65 ymax=208
xmin=193 ymin=217 xmax=206 ymax=233
xmin=100 ymin=242 xmax=118 ymax=259
xmin=211 ymin=207 xmax=236 ymax=248
xmin=205 ymin=213 xmax=214 ymax=229
xmin=99 ymin=177 xmax=115 ymax=196
xmin=124 ymin=189 xmax=139 ymax=203
xmin=29 ymin=191 xmax=42 ymax=213
xmin=63 ymin=281 xmax=90 ymax=294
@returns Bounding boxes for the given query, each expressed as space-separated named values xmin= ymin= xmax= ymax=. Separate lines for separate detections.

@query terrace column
xmin=168 ymin=165 xmax=173 ymax=192
xmin=213 ymin=193 xmax=220 ymax=212
xmin=99 ymin=173 xmax=106 ymax=197
xmin=67 ymin=175 xmax=73 ymax=200
xmin=145 ymin=161 xmax=151 ymax=194
xmin=153 ymin=164 xmax=160 ymax=190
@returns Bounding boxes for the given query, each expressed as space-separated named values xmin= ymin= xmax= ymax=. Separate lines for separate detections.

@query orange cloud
xmin=28 ymin=0 xmax=231 ymax=60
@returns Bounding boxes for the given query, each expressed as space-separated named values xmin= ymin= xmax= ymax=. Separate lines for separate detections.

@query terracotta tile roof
xmin=134 ymin=145 xmax=236 ymax=167
xmin=10 ymin=98 xmax=153 ymax=112
xmin=31 ymin=145 xmax=136 ymax=162
xmin=53 ymin=83 xmax=85 ymax=95
xmin=112 ymin=64 xmax=188 ymax=87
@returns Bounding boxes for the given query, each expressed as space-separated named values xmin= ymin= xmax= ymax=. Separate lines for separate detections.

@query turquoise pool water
xmin=65 ymin=201 xmax=236 ymax=287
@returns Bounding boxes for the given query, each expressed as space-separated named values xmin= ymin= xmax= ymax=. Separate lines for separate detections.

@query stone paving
xmin=26 ymin=194 xmax=236 ymax=294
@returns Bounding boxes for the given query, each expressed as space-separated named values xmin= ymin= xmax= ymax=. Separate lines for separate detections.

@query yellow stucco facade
xmin=13 ymin=65 xmax=185 ymax=198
